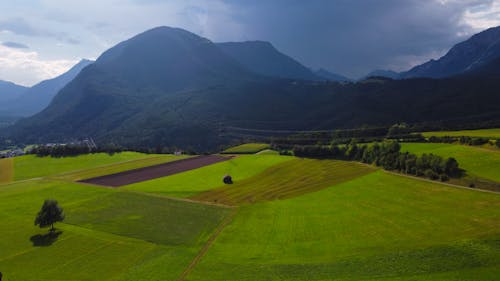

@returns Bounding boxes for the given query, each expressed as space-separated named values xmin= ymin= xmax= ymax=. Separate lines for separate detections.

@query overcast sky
xmin=1 ymin=0 xmax=499 ymax=86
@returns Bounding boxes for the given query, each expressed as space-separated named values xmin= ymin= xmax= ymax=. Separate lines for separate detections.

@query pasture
xmin=123 ymin=155 xmax=292 ymax=198
xmin=222 ymin=143 xmax=270 ymax=154
xmin=11 ymin=152 xmax=186 ymax=181
xmin=400 ymin=143 xmax=500 ymax=182
xmin=0 ymin=151 xmax=499 ymax=280
xmin=0 ymin=179 xmax=230 ymax=281
xmin=191 ymin=159 xmax=375 ymax=205
xmin=187 ymin=171 xmax=500 ymax=281
xmin=421 ymin=128 xmax=500 ymax=139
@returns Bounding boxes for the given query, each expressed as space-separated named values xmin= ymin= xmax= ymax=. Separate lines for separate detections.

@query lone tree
xmin=35 ymin=199 xmax=65 ymax=232
xmin=223 ymin=174 xmax=233 ymax=184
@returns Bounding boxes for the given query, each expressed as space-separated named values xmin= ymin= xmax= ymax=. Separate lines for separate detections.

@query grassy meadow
xmin=187 ymin=171 xmax=500 ymax=281
xmin=0 ymin=150 xmax=499 ymax=280
xmin=421 ymin=128 xmax=500 ymax=139
xmin=222 ymin=143 xmax=270 ymax=154
xmin=0 ymin=179 xmax=230 ymax=281
xmin=400 ymin=143 xmax=500 ymax=183
xmin=123 ymin=155 xmax=292 ymax=198
xmin=7 ymin=152 xmax=187 ymax=181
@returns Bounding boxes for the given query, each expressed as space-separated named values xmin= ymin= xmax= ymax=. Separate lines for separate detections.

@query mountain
xmin=314 ymin=68 xmax=351 ymax=82
xmin=7 ymin=27 xmax=259 ymax=149
xmin=0 ymin=59 xmax=93 ymax=118
xmin=402 ymin=26 xmax=500 ymax=78
xmin=362 ymin=69 xmax=401 ymax=80
xmin=5 ymin=26 xmax=500 ymax=151
xmin=0 ymin=80 xmax=28 ymax=104
xmin=217 ymin=41 xmax=320 ymax=80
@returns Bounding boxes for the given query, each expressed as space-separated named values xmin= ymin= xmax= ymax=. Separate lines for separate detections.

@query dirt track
xmin=80 ymin=155 xmax=230 ymax=187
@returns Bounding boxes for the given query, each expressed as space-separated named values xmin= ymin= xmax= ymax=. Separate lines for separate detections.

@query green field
xmin=222 ymin=143 xmax=270 ymax=154
xmin=421 ymin=128 xmax=500 ymax=139
xmin=123 ymin=155 xmax=292 ymax=198
xmin=1 ymin=152 xmax=499 ymax=280
xmin=0 ymin=179 xmax=230 ymax=281
xmin=401 ymin=143 xmax=500 ymax=182
xmin=11 ymin=152 xmax=187 ymax=181
xmin=191 ymin=159 xmax=375 ymax=205
xmin=187 ymin=171 xmax=500 ymax=281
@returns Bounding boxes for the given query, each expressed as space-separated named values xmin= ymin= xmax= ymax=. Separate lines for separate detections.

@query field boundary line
xmin=383 ymin=170 xmax=500 ymax=194
xmin=176 ymin=208 xmax=238 ymax=281
xmin=124 ymin=189 xmax=237 ymax=209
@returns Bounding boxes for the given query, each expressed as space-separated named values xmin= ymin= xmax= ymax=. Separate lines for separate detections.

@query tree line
xmin=29 ymin=144 xmax=125 ymax=157
xmin=292 ymin=141 xmax=462 ymax=182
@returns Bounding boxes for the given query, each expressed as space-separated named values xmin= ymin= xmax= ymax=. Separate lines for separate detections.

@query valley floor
xmin=0 ymin=150 xmax=499 ymax=280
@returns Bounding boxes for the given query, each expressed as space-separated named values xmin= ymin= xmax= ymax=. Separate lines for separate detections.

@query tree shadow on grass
xmin=30 ymin=230 xmax=63 ymax=247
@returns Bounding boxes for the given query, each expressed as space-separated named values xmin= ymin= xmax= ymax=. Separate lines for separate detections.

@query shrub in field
xmin=223 ymin=175 xmax=233 ymax=184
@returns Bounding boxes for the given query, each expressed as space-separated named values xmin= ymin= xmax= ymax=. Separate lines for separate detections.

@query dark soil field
xmin=80 ymin=155 xmax=230 ymax=187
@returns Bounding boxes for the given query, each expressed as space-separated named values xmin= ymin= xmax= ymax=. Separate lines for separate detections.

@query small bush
xmin=223 ymin=175 xmax=233 ymax=184
xmin=424 ymin=169 xmax=439 ymax=180
xmin=439 ymin=174 xmax=449 ymax=182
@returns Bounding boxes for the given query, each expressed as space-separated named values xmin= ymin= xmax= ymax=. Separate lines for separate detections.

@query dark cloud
xmin=219 ymin=0 xmax=495 ymax=78
xmin=2 ymin=41 xmax=29 ymax=49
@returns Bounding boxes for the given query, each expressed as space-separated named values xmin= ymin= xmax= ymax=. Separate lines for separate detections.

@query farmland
xmin=400 ymin=143 xmax=500 ymax=183
xmin=12 ymin=152 xmax=186 ymax=181
xmin=222 ymin=143 xmax=270 ymax=154
xmin=421 ymin=128 xmax=500 ymax=139
xmin=0 ymin=151 xmax=499 ymax=280
xmin=187 ymin=171 xmax=500 ymax=281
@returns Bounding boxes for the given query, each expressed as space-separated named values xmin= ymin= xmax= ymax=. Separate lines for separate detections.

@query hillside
xmin=0 ymin=80 xmax=28 ymax=104
xmin=217 ymin=41 xmax=320 ymax=80
xmin=314 ymin=68 xmax=351 ymax=82
xmin=0 ymin=60 xmax=93 ymax=118
xmin=4 ymin=26 xmax=500 ymax=150
xmin=402 ymin=26 xmax=500 ymax=78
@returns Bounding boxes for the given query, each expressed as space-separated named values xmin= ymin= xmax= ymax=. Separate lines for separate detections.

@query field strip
xmin=176 ymin=208 xmax=238 ymax=281
xmin=383 ymin=170 xmax=500 ymax=194
xmin=0 ymin=176 xmax=42 ymax=187
xmin=79 ymin=155 xmax=231 ymax=187
xmin=49 ymin=155 xmax=186 ymax=179
xmin=125 ymin=189 xmax=236 ymax=209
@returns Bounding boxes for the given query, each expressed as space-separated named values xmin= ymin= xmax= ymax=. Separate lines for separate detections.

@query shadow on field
xmin=30 ymin=231 xmax=63 ymax=247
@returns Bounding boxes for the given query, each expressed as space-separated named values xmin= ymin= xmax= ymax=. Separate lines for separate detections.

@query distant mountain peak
xmin=217 ymin=40 xmax=320 ymax=80
xmin=402 ymin=25 xmax=500 ymax=78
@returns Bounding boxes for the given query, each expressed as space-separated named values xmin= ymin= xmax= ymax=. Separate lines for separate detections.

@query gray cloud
xmin=0 ymin=18 xmax=80 ymax=45
xmin=2 ymin=41 xmax=29 ymax=49
xmin=211 ymin=0 xmax=498 ymax=78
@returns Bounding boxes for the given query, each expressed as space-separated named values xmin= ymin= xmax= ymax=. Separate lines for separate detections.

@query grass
xmin=191 ymin=158 xmax=376 ymax=205
xmin=2 ymin=152 xmax=500 ymax=280
xmin=222 ymin=143 xmax=270 ymax=154
xmin=12 ymin=152 xmax=185 ymax=181
xmin=123 ymin=155 xmax=293 ymax=198
xmin=0 ymin=157 xmax=13 ymax=183
xmin=421 ymin=128 xmax=500 ymax=139
xmin=256 ymin=149 xmax=280 ymax=155
xmin=186 ymin=171 xmax=500 ymax=281
xmin=400 ymin=143 xmax=500 ymax=183
xmin=0 ymin=179 xmax=230 ymax=281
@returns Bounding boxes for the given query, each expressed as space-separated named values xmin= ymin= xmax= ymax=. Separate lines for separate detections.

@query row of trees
xmin=427 ymin=136 xmax=492 ymax=146
xmin=293 ymin=141 xmax=461 ymax=181
xmin=30 ymin=144 xmax=125 ymax=157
